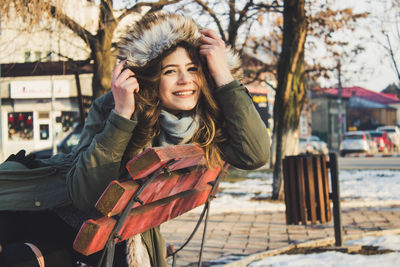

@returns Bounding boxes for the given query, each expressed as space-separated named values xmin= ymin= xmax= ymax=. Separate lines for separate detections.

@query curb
xmin=222 ymin=228 xmax=400 ymax=267
xmin=346 ymin=153 xmax=400 ymax=158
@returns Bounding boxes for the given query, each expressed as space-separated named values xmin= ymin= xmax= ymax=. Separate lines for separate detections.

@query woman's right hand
xmin=111 ymin=61 xmax=140 ymax=119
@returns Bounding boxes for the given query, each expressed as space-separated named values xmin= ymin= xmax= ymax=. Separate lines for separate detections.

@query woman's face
xmin=159 ymin=47 xmax=201 ymax=114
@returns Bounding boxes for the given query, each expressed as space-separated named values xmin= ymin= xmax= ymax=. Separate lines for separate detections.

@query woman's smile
xmin=172 ymin=90 xmax=197 ymax=96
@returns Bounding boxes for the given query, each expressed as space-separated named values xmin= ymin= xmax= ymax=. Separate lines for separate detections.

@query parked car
xmin=298 ymin=136 xmax=329 ymax=155
xmin=367 ymin=130 xmax=393 ymax=153
xmin=339 ymin=131 xmax=377 ymax=157
xmin=376 ymin=125 xmax=400 ymax=152
xmin=29 ymin=125 xmax=83 ymax=159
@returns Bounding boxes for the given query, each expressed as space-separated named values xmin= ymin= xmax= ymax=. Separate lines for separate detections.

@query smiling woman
xmin=158 ymin=47 xmax=201 ymax=113
xmin=0 ymin=11 xmax=269 ymax=267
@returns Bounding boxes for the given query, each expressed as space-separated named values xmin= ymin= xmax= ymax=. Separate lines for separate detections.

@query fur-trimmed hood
xmin=117 ymin=11 xmax=242 ymax=81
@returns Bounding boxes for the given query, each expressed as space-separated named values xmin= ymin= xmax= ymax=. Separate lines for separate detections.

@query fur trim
xmin=117 ymin=11 xmax=243 ymax=81
xmin=126 ymin=235 xmax=151 ymax=267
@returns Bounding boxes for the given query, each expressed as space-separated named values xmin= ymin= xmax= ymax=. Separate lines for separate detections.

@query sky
xmin=327 ymin=0 xmax=400 ymax=92
xmin=190 ymin=168 xmax=400 ymax=266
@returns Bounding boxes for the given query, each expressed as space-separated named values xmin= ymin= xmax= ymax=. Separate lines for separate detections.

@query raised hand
xmin=199 ymin=29 xmax=234 ymax=87
xmin=111 ymin=61 xmax=140 ymax=119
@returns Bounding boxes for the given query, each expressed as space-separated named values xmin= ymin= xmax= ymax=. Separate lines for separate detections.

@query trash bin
xmin=282 ymin=154 xmax=332 ymax=225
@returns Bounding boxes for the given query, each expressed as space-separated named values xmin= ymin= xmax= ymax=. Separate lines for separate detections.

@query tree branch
xmin=253 ymin=1 xmax=283 ymax=12
xmin=117 ymin=0 xmax=181 ymax=22
xmin=305 ymin=66 xmax=337 ymax=74
xmin=100 ymin=0 xmax=117 ymax=29
xmin=384 ymin=32 xmax=400 ymax=82
xmin=245 ymin=63 xmax=276 ymax=88
xmin=193 ymin=0 xmax=226 ymax=42
xmin=238 ymin=21 xmax=254 ymax=55
xmin=237 ymin=0 xmax=254 ymax=26
xmin=49 ymin=5 xmax=96 ymax=47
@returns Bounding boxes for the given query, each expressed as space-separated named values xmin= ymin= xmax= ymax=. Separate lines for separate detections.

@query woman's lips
xmin=173 ymin=90 xmax=196 ymax=96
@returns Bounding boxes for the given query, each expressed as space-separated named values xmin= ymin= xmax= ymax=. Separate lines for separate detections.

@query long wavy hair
xmin=123 ymin=42 xmax=226 ymax=167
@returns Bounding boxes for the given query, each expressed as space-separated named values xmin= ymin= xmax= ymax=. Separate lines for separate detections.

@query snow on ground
xmin=248 ymin=250 xmax=400 ymax=267
xmin=210 ymin=171 xmax=285 ymax=214
xmin=346 ymin=234 xmax=400 ymax=251
xmin=339 ymin=169 xmax=400 ymax=208
xmin=248 ymin=234 xmax=400 ymax=267
xmin=190 ymin=169 xmax=400 ymax=215
xmin=248 ymin=235 xmax=400 ymax=267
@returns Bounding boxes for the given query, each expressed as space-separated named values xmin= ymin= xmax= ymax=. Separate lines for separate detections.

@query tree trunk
xmin=92 ymin=41 xmax=115 ymax=99
xmin=272 ymin=0 xmax=307 ymax=200
xmin=91 ymin=1 xmax=117 ymax=100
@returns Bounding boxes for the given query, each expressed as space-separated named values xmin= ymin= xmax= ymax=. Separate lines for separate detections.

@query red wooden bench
xmin=72 ymin=144 xmax=226 ymax=266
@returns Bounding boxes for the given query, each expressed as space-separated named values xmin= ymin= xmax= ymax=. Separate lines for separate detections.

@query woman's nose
xmin=178 ymin=70 xmax=191 ymax=84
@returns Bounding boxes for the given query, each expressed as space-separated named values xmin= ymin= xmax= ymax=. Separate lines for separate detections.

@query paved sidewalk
xmin=161 ymin=206 xmax=400 ymax=266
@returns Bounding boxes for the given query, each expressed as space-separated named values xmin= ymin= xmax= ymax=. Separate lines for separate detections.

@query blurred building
xmin=0 ymin=1 xmax=143 ymax=158
xmin=311 ymin=86 xmax=400 ymax=150
xmin=0 ymin=0 xmax=96 ymax=158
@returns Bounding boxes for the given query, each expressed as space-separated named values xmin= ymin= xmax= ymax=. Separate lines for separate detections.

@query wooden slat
xmin=74 ymin=187 xmax=212 ymax=256
xmin=126 ymin=144 xmax=205 ymax=180
xmin=304 ymin=157 xmax=317 ymax=224
xmin=282 ymin=158 xmax=293 ymax=224
xmin=95 ymin=166 xmax=221 ymax=216
xmin=314 ymin=156 xmax=326 ymax=223
xmin=296 ymin=157 xmax=307 ymax=225
xmin=95 ymin=180 xmax=139 ymax=216
xmin=133 ymin=167 xmax=219 ymax=209
xmin=287 ymin=157 xmax=299 ymax=224
xmin=119 ymin=187 xmax=211 ymax=240
xmin=73 ymin=216 xmax=116 ymax=256
xmin=321 ymin=155 xmax=332 ymax=221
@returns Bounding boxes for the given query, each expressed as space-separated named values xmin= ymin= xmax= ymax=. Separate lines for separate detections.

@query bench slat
xmin=119 ymin=187 xmax=211 ymax=240
xmin=126 ymin=144 xmax=205 ymax=180
xmin=74 ymin=186 xmax=212 ymax=256
xmin=73 ymin=216 xmax=117 ymax=256
xmin=95 ymin=180 xmax=139 ymax=217
xmin=95 ymin=167 xmax=220 ymax=216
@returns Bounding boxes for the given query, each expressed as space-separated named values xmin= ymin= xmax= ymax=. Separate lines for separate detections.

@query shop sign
xmin=10 ymin=80 xmax=70 ymax=99
xmin=252 ymin=95 xmax=267 ymax=103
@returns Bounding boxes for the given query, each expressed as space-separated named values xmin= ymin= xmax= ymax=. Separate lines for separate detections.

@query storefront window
xmin=8 ymin=112 xmax=34 ymax=141
xmin=55 ymin=111 xmax=79 ymax=137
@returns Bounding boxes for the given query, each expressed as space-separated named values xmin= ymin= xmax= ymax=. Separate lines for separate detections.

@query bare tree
xmin=271 ymin=2 xmax=369 ymax=199
xmin=0 ymin=0 xmax=181 ymax=99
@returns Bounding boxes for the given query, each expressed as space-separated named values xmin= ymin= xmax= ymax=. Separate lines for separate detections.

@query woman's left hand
xmin=200 ymin=29 xmax=234 ymax=87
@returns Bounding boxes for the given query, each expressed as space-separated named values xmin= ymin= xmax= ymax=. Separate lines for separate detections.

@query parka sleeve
xmin=66 ymin=93 xmax=138 ymax=211
xmin=214 ymin=80 xmax=270 ymax=170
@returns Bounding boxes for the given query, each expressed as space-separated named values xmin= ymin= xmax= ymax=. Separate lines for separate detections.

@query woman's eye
xmin=163 ymin=69 xmax=175 ymax=75
xmin=188 ymin=66 xmax=198 ymax=72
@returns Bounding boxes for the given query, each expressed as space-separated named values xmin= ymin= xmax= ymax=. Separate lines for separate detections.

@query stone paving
xmin=161 ymin=206 xmax=400 ymax=266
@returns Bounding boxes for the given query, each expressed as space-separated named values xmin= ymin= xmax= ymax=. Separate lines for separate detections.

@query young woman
xmin=0 ymin=11 xmax=269 ymax=267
